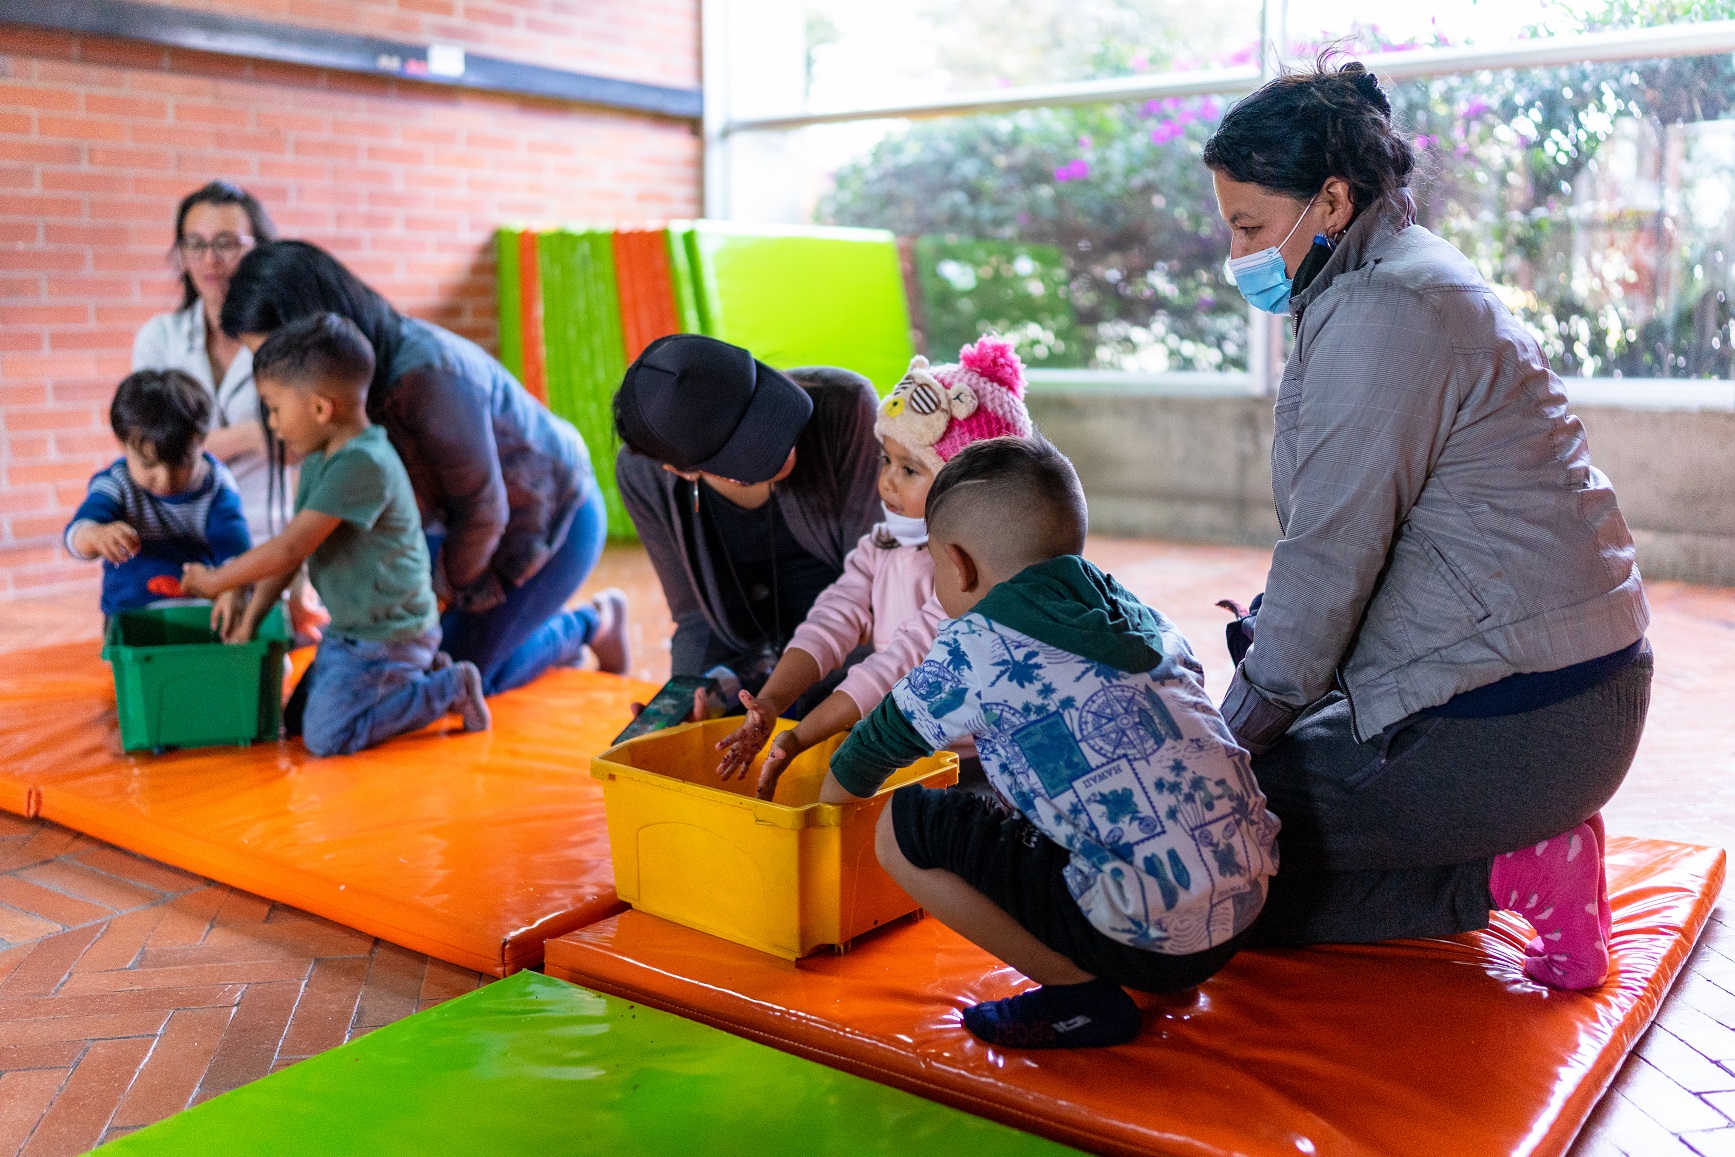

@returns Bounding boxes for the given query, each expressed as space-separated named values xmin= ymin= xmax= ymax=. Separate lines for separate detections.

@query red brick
xmin=0 ymin=877 xmax=112 ymax=929
xmin=0 ymin=1069 xmax=70 ymax=1157
xmin=192 ymin=981 xmax=300 ymax=1101
xmin=70 ymin=847 xmax=204 ymax=897
xmin=108 ymin=1005 xmax=233 ymax=1128
xmin=276 ymin=955 xmax=367 ymax=1059
xmin=19 ymin=862 xmax=164 ymax=915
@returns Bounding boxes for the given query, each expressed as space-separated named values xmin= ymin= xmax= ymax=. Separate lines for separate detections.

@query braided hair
xmin=1202 ymin=55 xmax=1415 ymax=222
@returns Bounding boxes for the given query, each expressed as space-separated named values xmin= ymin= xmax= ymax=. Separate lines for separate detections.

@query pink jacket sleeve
xmin=786 ymin=531 xmax=879 ymax=677
xmin=833 ymin=591 xmax=947 ymax=719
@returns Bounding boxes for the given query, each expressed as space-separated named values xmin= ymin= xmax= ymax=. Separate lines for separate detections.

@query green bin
xmin=101 ymin=604 xmax=290 ymax=753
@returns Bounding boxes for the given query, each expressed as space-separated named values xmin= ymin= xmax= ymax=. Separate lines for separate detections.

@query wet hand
xmin=211 ymin=589 xmax=248 ymax=642
xmin=715 ymin=689 xmax=777 ymax=780
xmin=755 ymin=730 xmax=807 ymax=801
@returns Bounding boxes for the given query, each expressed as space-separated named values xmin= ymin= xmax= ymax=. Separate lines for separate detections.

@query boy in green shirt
xmin=182 ymin=312 xmax=490 ymax=755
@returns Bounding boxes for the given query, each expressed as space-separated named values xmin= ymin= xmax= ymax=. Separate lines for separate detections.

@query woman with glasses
xmin=131 ymin=182 xmax=277 ymax=538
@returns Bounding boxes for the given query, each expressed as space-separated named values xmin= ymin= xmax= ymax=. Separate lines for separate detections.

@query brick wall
xmin=0 ymin=2 xmax=700 ymax=598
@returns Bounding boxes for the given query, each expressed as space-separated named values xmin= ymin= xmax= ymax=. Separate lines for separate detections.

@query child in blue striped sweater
xmin=65 ymin=369 xmax=251 ymax=632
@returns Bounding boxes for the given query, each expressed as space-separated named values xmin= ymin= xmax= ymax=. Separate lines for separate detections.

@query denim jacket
xmin=1222 ymin=199 xmax=1649 ymax=747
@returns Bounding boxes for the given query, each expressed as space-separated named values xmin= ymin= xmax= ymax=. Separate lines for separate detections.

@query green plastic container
xmin=101 ymin=604 xmax=290 ymax=753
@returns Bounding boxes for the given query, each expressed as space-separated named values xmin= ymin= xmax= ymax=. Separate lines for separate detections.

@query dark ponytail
xmin=1202 ymin=54 xmax=1415 ymax=221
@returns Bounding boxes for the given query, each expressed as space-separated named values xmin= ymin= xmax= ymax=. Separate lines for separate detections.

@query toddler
xmin=822 ymin=436 xmax=1280 ymax=1049
xmin=716 ymin=336 xmax=1034 ymax=798
xmin=66 ymin=369 xmax=251 ymax=630
xmin=181 ymin=312 xmax=490 ymax=756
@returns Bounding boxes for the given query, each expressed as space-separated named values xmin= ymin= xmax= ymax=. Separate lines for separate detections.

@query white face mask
xmin=881 ymin=504 xmax=928 ymax=547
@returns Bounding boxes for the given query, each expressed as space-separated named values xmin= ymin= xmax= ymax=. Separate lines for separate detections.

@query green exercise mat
xmin=538 ymin=228 xmax=634 ymax=540
xmin=100 ymin=971 xmax=1082 ymax=1156
xmin=687 ymin=221 xmax=915 ymax=394
xmin=913 ymin=237 xmax=1086 ymax=368
xmin=496 ymin=227 xmax=526 ymax=383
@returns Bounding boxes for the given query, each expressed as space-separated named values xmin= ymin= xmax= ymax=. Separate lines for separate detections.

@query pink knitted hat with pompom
xmin=874 ymin=335 xmax=1033 ymax=473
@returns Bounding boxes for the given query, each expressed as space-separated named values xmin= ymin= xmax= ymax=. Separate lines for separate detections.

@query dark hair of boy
xmin=925 ymin=434 xmax=1088 ymax=572
xmin=172 ymin=180 xmax=277 ymax=310
xmin=252 ymin=312 xmax=376 ymax=401
xmin=110 ymin=369 xmax=213 ymax=467
xmin=221 ymin=240 xmax=401 ymax=396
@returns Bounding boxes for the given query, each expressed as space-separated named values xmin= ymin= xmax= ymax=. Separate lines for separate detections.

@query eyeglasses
xmin=176 ymin=233 xmax=253 ymax=260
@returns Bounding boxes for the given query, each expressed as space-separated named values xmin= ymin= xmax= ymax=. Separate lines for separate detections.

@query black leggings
xmin=1248 ymin=646 xmax=1652 ymax=947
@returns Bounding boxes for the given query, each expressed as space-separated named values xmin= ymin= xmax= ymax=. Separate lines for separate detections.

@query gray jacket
xmin=1222 ymin=199 xmax=1649 ymax=747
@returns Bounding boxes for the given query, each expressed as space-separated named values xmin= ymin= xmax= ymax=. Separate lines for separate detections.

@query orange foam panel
xmin=0 ymin=642 xmax=657 ymax=976
xmin=546 ymin=837 xmax=1725 ymax=1157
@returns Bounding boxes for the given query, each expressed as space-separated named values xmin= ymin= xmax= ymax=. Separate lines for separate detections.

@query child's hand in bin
xmin=76 ymin=521 xmax=141 ymax=565
xmin=178 ymin=562 xmax=217 ymax=600
xmin=715 ymin=689 xmax=779 ymax=780
xmin=211 ymin=589 xmax=249 ymax=642
xmin=754 ymin=729 xmax=809 ymax=801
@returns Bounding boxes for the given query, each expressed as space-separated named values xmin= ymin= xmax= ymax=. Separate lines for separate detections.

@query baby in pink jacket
xmin=717 ymin=336 xmax=1034 ymax=798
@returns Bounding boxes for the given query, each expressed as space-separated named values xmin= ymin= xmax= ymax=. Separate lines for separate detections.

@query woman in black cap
xmin=614 ymin=334 xmax=883 ymax=716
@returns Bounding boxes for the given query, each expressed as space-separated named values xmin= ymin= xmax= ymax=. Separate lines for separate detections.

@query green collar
xmin=972 ymin=556 xmax=1165 ymax=673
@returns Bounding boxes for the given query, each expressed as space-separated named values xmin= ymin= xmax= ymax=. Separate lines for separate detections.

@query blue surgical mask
xmin=1224 ymin=195 xmax=1318 ymax=315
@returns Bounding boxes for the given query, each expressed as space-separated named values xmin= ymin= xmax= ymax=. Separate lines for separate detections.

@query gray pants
xmin=1249 ymin=646 xmax=1653 ymax=947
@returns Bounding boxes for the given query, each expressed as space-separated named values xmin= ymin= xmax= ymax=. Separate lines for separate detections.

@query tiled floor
xmin=0 ymin=540 xmax=1729 ymax=1155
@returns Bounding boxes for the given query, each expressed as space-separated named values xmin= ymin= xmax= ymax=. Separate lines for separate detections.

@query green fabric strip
xmin=495 ymin=228 xmax=523 ymax=382
xmin=831 ymin=694 xmax=935 ymax=799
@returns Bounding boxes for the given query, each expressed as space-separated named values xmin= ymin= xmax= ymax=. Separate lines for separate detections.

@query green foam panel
xmin=495 ymin=227 xmax=525 ymax=383
xmin=688 ymin=222 xmax=915 ymax=394
xmin=100 ymin=971 xmax=1081 ymax=1156
xmin=538 ymin=228 xmax=634 ymax=541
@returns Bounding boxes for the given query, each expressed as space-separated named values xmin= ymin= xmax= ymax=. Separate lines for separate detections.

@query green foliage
xmin=820 ymin=0 xmax=1735 ymax=378
xmin=913 ymin=237 xmax=1085 ymax=366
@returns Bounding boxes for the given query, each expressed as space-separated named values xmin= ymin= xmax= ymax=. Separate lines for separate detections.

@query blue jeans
xmin=437 ymin=482 xmax=608 ymax=696
xmin=302 ymin=627 xmax=464 ymax=757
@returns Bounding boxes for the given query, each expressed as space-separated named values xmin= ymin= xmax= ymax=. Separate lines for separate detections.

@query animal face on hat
xmin=874 ymin=335 xmax=1033 ymax=473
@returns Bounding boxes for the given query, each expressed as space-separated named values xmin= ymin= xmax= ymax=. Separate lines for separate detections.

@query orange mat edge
xmin=544 ymin=839 xmax=1727 ymax=1157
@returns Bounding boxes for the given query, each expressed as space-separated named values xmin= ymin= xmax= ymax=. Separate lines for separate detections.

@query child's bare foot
xmin=1492 ymin=814 xmax=1610 ymax=990
xmin=587 ymin=588 xmax=631 ymax=675
xmin=453 ymin=661 xmax=491 ymax=732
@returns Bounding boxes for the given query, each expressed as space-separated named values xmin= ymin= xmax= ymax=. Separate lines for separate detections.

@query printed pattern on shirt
xmin=894 ymin=615 xmax=1281 ymax=956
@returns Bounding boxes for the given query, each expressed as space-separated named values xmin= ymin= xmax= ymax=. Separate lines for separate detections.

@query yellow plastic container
xmin=592 ymin=718 xmax=958 ymax=960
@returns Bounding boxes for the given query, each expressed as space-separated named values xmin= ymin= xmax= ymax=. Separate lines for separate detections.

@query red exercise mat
xmin=0 ymin=641 xmax=655 ymax=975
xmin=613 ymin=227 xmax=683 ymax=361
xmin=545 ymin=836 xmax=1725 ymax=1157
xmin=518 ymin=229 xmax=548 ymax=404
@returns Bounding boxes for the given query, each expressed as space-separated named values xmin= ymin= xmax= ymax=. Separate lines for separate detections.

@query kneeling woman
xmin=223 ymin=241 xmax=626 ymax=698
xmin=1204 ymin=61 xmax=1650 ymax=989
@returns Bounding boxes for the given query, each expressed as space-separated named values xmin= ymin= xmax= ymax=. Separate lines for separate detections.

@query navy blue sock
xmin=961 ymin=978 xmax=1141 ymax=1049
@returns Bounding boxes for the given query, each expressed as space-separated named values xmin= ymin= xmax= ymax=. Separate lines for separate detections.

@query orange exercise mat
xmin=0 ymin=642 xmax=656 ymax=976
xmin=546 ymin=836 xmax=1725 ymax=1157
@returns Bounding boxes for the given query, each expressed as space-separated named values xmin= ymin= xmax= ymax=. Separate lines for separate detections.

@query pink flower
xmin=1052 ymin=158 xmax=1090 ymax=182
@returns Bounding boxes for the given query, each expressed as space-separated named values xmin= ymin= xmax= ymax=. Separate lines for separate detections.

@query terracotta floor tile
xmin=353 ymin=941 xmax=425 ymax=1031
xmin=0 ymin=1010 xmax=170 ymax=1050
xmin=417 ymin=957 xmax=483 ymax=1012
xmin=0 ymin=1043 xmax=82 ymax=1074
xmin=192 ymin=981 xmax=301 ymax=1103
xmin=20 ymin=1035 xmax=151 ymax=1157
xmin=0 ymin=909 xmax=62 ymax=949
xmin=54 ymin=957 xmax=310 ymax=997
xmin=0 ymin=947 xmax=28 ymax=988
xmin=0 ymin=881 xmax=107 ymax=934
xmin=0 ymin=928 xmax=102 ymax=999
xmin=276 ymin=956 xmax=368 ymax=1060
xmin=109 ymin=1006 xmax=234 ymax=1129
xmin=0 ymin=815 xmax=37 ymax=840
xmin=0 ymin=985 xmax=244 ymax=1023
xmin=138 ymin=888 xmax=227 ymax=950
xmin=210 ymin=891 xmax=272 ymax=926
xmin=72 ymin=907 xmax=166 ymax=975
xmin=18 ymin=861 xmax=163 ymax=915
xmin=0 ymin=1069 xmax=70 ymax=1157
xmin=68 ymin=848 xmax=204 ymax=897
xmin=0 ymin=831 xmax=84 ymax=876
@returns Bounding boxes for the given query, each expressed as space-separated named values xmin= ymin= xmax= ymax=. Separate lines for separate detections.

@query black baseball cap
xmin=614 ymin=334 xmax=813 ymax=484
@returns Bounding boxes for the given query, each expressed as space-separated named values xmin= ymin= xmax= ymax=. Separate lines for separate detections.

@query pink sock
xmin=1491 ymin=814 xmax=1611 ymax=990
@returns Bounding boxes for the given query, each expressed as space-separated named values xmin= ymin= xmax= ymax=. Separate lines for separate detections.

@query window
xmin=711 ymin=1 xmax=1735 ymax=389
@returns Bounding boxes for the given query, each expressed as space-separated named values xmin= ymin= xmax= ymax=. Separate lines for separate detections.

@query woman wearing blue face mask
xmin=1200 ymin=58 xmax=1651 ymax=991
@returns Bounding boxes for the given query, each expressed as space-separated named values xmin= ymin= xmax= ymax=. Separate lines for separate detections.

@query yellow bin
xmin=591 ymin=718 xmax=958 ymax=959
